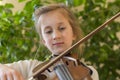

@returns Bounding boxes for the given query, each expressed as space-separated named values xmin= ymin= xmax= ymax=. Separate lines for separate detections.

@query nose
xmin=53 ymin=30 xmax=61 ymax=40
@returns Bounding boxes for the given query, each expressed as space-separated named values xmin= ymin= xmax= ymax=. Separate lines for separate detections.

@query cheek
xmin=67 ymin=30 xmax=75 ymax=41
xmin=64 ymin=35 xmax=74 ymax=45
xmin=66 ymin=33 xmax=76 ymax=46
xmin=42 ymin=35 xmax=51 ymax=46
xmin=41 ymin=34 xmax=48 ymax=45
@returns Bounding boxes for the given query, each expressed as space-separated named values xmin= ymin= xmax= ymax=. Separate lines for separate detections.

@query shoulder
xmin=87 ymin=66 xmax=99 ymax=80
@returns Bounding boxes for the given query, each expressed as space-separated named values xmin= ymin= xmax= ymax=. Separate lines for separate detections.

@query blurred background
xmin=0 ymin=0 xmax=120 ymax=80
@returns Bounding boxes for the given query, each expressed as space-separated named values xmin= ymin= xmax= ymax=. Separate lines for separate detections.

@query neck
xmin=52 ymin=52 xmax=79 ymax=59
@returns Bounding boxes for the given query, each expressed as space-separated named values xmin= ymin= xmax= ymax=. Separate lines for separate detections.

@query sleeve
xmin=87 ymin=66 xmax=99 ymax=80
xmin=5 ymin=60 xmax=42 ymax=80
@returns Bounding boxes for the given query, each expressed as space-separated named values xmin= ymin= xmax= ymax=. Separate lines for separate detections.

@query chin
xmin=52 ymin=47 xmax=68 ymax=56
xmin=53 ymin=50 xmax=64 ymax=56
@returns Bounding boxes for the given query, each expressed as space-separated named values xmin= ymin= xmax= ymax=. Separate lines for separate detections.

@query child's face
xmin=38 ymin=10 xmax=76 ymax=55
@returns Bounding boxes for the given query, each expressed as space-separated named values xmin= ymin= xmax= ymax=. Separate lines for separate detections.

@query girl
xmin=0 ymin=4 xmax=99 ymax=80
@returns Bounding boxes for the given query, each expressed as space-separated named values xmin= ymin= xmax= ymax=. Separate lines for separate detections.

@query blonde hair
xmin=34 ymin=4 xmax=84 ymax=58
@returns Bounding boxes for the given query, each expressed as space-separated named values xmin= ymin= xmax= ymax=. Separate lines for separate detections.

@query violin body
xmin=54 ymin=57 xmax=92 ymax=80
xmin=32 ymin=56 xmax=92 ymax=80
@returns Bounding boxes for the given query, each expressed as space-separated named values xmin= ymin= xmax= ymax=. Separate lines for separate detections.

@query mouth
xmin=53 ymin=42 xmax=64 ymax=46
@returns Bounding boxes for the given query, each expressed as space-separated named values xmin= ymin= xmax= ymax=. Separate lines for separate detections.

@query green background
xmin=0 ymin=0 xmax=120 ymax=79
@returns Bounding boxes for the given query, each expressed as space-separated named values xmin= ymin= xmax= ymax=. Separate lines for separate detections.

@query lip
xmin=53 ymin=42 xmax=64 ymax=45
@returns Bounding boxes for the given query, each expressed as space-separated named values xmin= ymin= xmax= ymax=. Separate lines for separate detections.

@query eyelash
xmin=45 ymin=30 xmax=52 ymax=34
xmin=59 ymin=27 xmax=65 ymax=30
xmin=45 ymin=26 xmax=66 ymax=34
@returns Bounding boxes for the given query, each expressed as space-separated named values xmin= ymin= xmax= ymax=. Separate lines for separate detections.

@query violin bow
xmin=30 ymin=11 xmax=120 ymax=79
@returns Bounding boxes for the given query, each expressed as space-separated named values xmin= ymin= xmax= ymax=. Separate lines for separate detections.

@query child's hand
xmin=0 ymin=64 xmax=24 ymax=80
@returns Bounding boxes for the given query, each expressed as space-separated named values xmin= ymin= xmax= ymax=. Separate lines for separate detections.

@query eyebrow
xmin=45 ymin=22 xmax=64 ymax=28
xmin=58 ymin=22 xmax=64 ymax=24
xmin=44 ymin=26 xmax=51 ymax=30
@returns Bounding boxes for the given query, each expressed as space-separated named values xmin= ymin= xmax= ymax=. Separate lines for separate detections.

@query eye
xmin=45 ymin=28 xmax=52 ymax=34
xmin=59 ymin=26 xmax=66 ymax=31
xmin=45 ymin=30 xmax=52 ymax=34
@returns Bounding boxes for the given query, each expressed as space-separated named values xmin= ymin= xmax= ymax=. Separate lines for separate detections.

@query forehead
xmin=39 ymin=8 xmax=68 ymax=18
xmin=38 ymin=9 xmax=69 ymax=26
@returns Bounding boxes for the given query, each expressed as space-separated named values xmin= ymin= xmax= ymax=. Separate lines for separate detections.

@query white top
xmin=6 ymin=60 xmax=99 ymax=80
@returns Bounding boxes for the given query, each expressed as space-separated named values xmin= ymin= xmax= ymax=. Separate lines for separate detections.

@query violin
xmin=29 ymin=12 xmax=120 ymax=80
xmin=32 ymin=54 xmax=93 ymax=80
xmin=53 ymin=56 xmax=93 ymax=80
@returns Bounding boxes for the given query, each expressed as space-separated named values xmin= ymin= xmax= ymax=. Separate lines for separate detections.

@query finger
xmin=17 ymin=73 xmax=24 ymax=80
xmin=19 ymin=75 xmax=24 ymax=80
xmin=0 ymin=72 xmax=7 ymax=80
xmin=12 ymin=71 xmax=24 ymax=80
xmin=7 ymin=72 xmax=13 ymax=80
